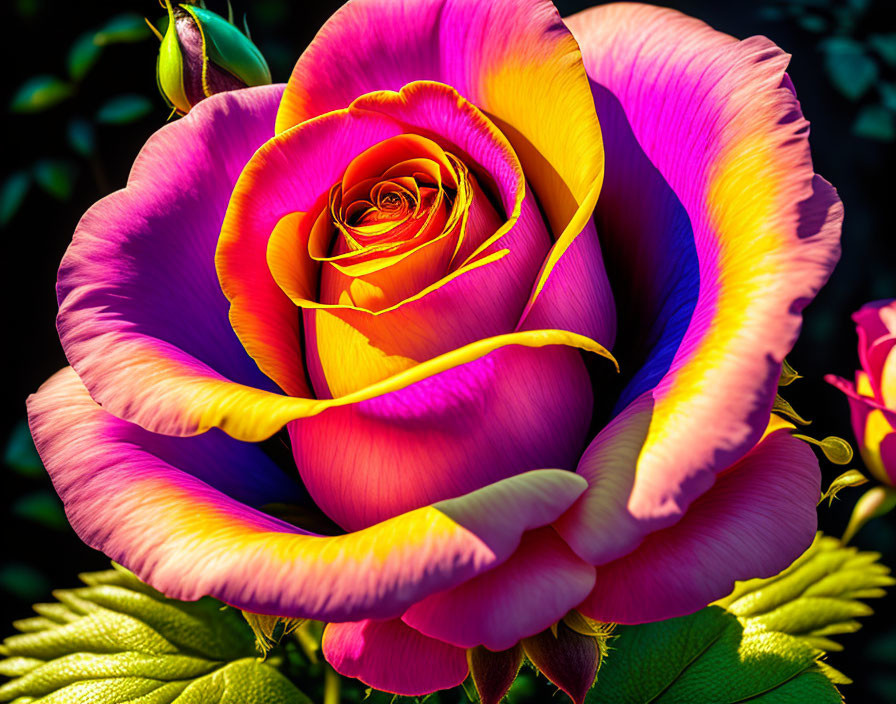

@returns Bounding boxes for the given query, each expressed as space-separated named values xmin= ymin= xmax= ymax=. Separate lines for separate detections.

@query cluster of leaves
xmin=2 ymin=13 xmax=154 ymax=228
xmin=0 ymin=566 xmax=309 ymax=703
xmin=762 ymin=0 xmax=896 ymax=140
xmin=1 ymin=536 xmax=890 ymax=704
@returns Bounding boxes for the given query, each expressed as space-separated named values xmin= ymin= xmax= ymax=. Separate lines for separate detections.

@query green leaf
xmin=0 ymin=173 xmax=30 ymax=228
xmin=821 ymin=37 xmax=879 ymax=101
xmin=66 ymin=118 xmax=96 ymax=158
xmin=95 ymin=94 xmax=153 ymax=124
xmin=11 ymin=492 xmax=68 ymax=531
xmin=0 ymin=564 xmax=49 ymax=602
xmin=0 ymin=566 xmax=311 ymax=703
xmin=798 ymin=13 xmax=828 ymax=32
xmin=67 ymin=32 xmax=103 ymax=81
xmin=854 ymin=105 xmax=896 ymax=141
xmin=9 ymin=76 xmax=73 ymax=113
xmin=3 ymin=419 xmax=42 ymax=477
xmin=93 ymin=13 xmax=152 ymax=45
xmin=31 ymin=160 xmax=77 ymax=201
xmin=587 ymin=535 xmax=891 ymax=703
xmin=869 ymin=33 xmax=896 ymax=68
xmin=879 ymin=83 xmax=896 ymax=112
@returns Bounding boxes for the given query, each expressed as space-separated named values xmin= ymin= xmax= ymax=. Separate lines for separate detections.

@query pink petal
xmin=276 ymin=0 xmax=604 ymax=257
xmin=517 ymin=217 xmax=616 ymax=351
xmin=56 ymin=86 xmax=298 ymax=436
xmin=403 ymin=527 xmax=595 ymax=651
xmin=290 ymin=343 xmax=594 ymax=530
xmin=564 ymin=4 xmax=841 ymax=541
xmin=323 ymin=619 xmax=468 ymax=696
xmin=576 ymin=425 xmax=820 ymax=623
xmin=827 ymin=374 xmax=896 ymax=486
xmin=27 ymin=367 xmax=587 ymax=620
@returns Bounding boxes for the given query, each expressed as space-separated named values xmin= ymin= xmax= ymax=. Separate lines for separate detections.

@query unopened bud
xmin=156 ymin=1 xmax=271 ymax=115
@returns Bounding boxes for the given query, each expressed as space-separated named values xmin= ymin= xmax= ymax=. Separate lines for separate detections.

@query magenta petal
xmin=854 ymin=300 xmax=896 ymax=374
xmin=224 ymin=81 xmax=553 ymax=403
xmin=276 ymin=0 xmax=604 ymax=248
xmin=576 ymin=426 xmax=820 ymax=624
xmin=402 ymin=527 xmax=595 ymax=650
xmin=827 ymin=374 xmax=896 ymax=486
xmin=27 ymin=368 xmax=588 ymax=621
xmin=517 ymin=217 xmax=616 ymax=351
xmin=565 ymin=4 xmax=841 ymax=535
xmin=290 ymin=343 xmax=593 ymax=531
xmin=323 ymin=619 xmax=468 ymax=696
xmin=553 ymin=393 xmax=655 ymax=565
xmin=56 ymin=85 xmax=290 ymax=436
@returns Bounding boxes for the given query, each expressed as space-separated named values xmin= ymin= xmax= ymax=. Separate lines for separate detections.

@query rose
xmin=828 ymin=301 xmax=896 ymax=487
xmin=28 ymin=0 xmax=842 ymax=700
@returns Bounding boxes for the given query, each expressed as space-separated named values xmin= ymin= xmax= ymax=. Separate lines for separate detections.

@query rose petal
xmin=866 ymin=335 xmax=896 ymax=406
xmin=565 ymin=5 xmax=841 ymax=539
xmin=301 ymin=189 xmax=549 ymax=398
xmin=850 ymin=300 xmax=896 ymax=403
xmin=225 ymin=81 xmax=554 ymax=400
xmin=290 ymin=343 xmax=595 ymax=531
xmin=276 ymin=0 xmax=604 ymax=252
xmin=854 ymin=300 xmax=896 ymax=375
xmin=553 ymin=392 xmax=655 ymax=565
xmin=827 ymin=374 xmax=896 ymax=486
xmin=323 ymin=619 xmax=468 ymax=696
xmin=56 ymin=86 xmax=296 ymax=436
xmin=402 ymin=527 xmax=595 ymax=651
xmin=575 ymin=424 xmax=820 ymax=624
xmin=517 ymin=217 xmax=615 ymax=350
xmin=27 ymin=367 xmax=588 ymax=620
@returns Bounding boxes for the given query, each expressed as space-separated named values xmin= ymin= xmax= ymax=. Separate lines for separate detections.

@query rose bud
xmin=827 ymin=300 xmax=896 ymax=541
xmin=827 ymin=300 xmax=896 ymax=488
xmin=155 ymin=0 xmax=271 ymax=115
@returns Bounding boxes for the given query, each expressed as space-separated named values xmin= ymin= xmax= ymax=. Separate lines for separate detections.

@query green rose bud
xmin=155 ymin=1 xmax=271 ymax=115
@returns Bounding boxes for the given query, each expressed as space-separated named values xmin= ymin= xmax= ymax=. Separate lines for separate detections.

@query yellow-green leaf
xmin=0 ymin=566 xmax=310 ymax=703
xmin=10 ymin=76 xmax=73 ymax=113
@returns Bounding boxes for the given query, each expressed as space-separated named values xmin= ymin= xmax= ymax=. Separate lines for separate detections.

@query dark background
xmin=2 ymin=0 xmax=894 ymax=701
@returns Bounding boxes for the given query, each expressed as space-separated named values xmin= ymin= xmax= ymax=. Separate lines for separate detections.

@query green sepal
xmin=819 ymin=469 xmax=868 ymax=506
xmin=157 ymin=1 xmax=191 ymax=115
xmin=0 ymin=565 xmax=311 ymax=703
xmin=181 ymin=4 xmax=271 ymax=87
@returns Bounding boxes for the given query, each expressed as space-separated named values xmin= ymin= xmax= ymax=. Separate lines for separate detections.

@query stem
xmin=294 ymin=622 xmax=320 ymax=664
xmin=324 ymin=665 xmax=340 ymax=704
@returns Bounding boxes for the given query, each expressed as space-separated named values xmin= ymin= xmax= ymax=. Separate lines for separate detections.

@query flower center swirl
xmin=308 ymin=134 xmax=473 ymax=311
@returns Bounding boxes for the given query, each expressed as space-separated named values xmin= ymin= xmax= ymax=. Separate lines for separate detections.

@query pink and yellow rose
xmin=828 ymin=300 xmax=896 ymax=488
xmin=28 ymin=0 xmax=842 ymax=699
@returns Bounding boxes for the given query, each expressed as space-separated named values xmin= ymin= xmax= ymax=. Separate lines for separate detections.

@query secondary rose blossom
xmin=828 ymin=301 xmax=896 ymax=487
xmin=28 ymin=0 xmax=842 ymax=698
